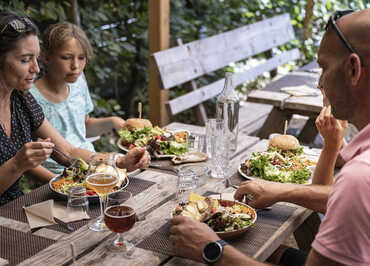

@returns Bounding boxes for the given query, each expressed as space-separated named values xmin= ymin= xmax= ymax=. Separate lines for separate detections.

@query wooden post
xmin=65 ymin=0 xmax=81 ymax=26
xmin=148 ymin=0 xmax=170 ymax=126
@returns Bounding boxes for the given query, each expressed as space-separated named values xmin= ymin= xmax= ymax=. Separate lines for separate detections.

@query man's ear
xmin=347 ymin=53 xmax=362 ymax=86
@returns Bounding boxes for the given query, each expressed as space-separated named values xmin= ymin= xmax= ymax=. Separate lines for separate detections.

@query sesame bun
xmin=269 ymin=134 xmax=300 ymax=151
xmin=124 ymin=118 xmax=152 ymax=130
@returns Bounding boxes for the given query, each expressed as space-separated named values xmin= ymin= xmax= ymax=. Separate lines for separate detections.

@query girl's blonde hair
xmin=42 ymin=21 xmax=93 ymax=60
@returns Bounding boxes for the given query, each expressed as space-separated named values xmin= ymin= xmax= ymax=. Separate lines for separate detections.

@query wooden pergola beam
xmin=148 ymin=0 xmax=170 ymax=126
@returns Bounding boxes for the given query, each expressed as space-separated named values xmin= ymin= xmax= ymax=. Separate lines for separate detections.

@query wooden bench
xmin=152 ymin=13 xmax=300 ymax=131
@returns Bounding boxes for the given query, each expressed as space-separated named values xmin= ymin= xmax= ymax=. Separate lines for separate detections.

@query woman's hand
xmin=117 ymin=147 xmax=150 ymax=172
xmin=315 ymin=106 xmax=347 ymax=151
xmin=13 ymin=139 xmax=54 ymax=172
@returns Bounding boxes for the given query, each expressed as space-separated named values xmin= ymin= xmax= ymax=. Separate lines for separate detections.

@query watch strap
xmin=202 ymin=239 xmax=229 ymax=265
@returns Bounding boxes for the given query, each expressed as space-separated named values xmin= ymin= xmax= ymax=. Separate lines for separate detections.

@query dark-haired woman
xmin=0 ymin=11 xmax=150 ymax=206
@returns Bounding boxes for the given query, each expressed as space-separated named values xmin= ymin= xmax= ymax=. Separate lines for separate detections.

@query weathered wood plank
xmin=0 ymin=216 xmax=66 ymax=241
xmin=153 ymin=14 xmax=295 ymax=89
xmin=167 ymin=49 xmax=300 ymax=115
xmin=247 ymin=90 xmax=323 ymax=113
xmin=257 ymin=107 xmax=293 ymax=139
xmin=238 ymin=102 xmax=272 ymax=133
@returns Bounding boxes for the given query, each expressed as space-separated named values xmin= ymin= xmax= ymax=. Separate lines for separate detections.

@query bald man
xmin=170 ymin=9 xmax=370 ymax=266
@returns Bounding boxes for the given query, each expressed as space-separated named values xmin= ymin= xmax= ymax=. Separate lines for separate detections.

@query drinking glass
xmin=104 ymin=191 xmax=136 ymax=257
xmin=67 ymin=186 xmax=89 ymax=219
xmin=86 ymin=153 xmax=119 ymax=232
xmin=208 ymin=119 xmax=230 ymax=179
xmin=176 ymin=168 xmax=197 ymax=205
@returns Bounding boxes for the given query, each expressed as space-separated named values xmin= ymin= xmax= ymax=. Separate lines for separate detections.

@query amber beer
xmin=85 ymin=173 xmax=117 ymax=198
xmin=104 ymin=205 xmax=136 ymax=233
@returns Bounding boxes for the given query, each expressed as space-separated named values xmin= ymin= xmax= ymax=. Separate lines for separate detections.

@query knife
xmin=54 ymin=217 xmax=74 ymax=232
xmin=149 ymin=164 xmax=178 ymax=174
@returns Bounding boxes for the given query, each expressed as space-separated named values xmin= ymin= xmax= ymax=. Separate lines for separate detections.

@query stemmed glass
xmin=86 ymin=153 xmax=119 ymax=232
xmin=104 ymin=191 xmax=136 ymax=257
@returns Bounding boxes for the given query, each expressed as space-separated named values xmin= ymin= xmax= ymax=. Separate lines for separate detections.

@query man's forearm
xmin=312 ymin=145 xmax=337 ymax=185
xmin=278 ymin=184 xmax=331 ymax=213
xmin=215 ymin=246 xmax=266 ymax=266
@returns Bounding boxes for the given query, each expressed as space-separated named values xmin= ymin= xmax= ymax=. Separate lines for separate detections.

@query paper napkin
xmin=280 ymin=85 xmax=320 ymax=97
xmin=24 ymin=200 xmax=90 ymax=229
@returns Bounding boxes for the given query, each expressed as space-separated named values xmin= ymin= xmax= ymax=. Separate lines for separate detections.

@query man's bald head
xmin=333 ymin=9 xmax=370 ymax=65
xmin=318 ymin=9 xmax=370 ymax=129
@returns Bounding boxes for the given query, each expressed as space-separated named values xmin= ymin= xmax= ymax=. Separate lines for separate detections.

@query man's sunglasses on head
xmin=325 ymin=10 xmax=364 ymax=66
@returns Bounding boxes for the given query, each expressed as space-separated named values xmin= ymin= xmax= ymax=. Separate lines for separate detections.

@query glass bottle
xmin=216 ymin=72 xmax=240 ymax=152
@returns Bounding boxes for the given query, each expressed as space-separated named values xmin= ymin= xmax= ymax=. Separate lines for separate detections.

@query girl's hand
xmin=110 ymin=116 xmax=126 ymax=131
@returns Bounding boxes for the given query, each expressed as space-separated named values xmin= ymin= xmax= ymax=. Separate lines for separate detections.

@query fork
xmin=52 ymin=147 xmax=76 ymax=167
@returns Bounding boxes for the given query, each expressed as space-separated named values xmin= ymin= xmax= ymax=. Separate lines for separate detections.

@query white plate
xmin=116 ymin=129 xmax=190 ymax=159
xmin=238 ymin=164 xmax=315 ymax=184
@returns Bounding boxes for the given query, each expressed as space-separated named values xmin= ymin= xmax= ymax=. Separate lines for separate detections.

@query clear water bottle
xmin=216 ymin=72 xmax=240 ymax=152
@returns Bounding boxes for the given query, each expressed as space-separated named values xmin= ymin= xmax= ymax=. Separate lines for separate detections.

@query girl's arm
xmin=85 ymin=115 xmax=125 ymax=137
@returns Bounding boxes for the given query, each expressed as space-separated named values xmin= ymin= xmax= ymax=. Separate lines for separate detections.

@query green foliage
xmin=1 ymin=0 xmax=368 ymax=121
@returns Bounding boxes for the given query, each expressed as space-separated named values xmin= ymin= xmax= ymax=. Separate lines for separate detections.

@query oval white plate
xmin=117 ymin=129 xmax=190 ymax=159
xmin=238 ymin=164 xmax=314 ymax=184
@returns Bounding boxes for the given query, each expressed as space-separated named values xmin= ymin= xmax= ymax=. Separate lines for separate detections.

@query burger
xmin=118 ymin=119 xmax=188 ymax=156
xmin=123 ymin=118 xmax=153 ymax=131
xmin=119 ymin=118 xmax=153 ymax=149
xmin=268 ymin=134 xmax=303 ymax=157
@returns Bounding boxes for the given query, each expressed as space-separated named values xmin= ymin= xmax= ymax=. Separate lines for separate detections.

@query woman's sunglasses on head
xmin=0 ymin=17 xmax=33 ymax=35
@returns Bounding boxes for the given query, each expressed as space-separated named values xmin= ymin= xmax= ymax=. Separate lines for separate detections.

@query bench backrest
xmin=152 ymin=13 xmax=300 ymax=123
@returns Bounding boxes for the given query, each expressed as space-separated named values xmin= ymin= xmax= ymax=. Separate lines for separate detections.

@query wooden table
xmin=247 ymin=62 xmax=322 ymax=143
xmin=0 ymin=123 xmax=320 ymax=266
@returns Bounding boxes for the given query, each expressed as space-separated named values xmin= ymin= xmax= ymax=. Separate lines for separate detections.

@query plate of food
xmin=49 ymin=158 xmax=129 ymax=202
xmin=239 ymin=134 xmax=317 ymax=184
xmin=172 ymin=193 xmax=257 ymax=240
xmin=117 ymin=118 xmax=189 ymax=158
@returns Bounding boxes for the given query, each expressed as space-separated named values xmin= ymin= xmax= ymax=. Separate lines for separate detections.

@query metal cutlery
xmin=52 ymin=147 xmax=76 ymax=167
xmin=54 ymin=217 xmax=74 ymax=232
xmin=149 ymin=164 xmax=178 ymax=174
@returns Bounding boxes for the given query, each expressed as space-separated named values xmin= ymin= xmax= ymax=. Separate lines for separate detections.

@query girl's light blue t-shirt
xmin=30 ymin=76 xmax=95 ymax=174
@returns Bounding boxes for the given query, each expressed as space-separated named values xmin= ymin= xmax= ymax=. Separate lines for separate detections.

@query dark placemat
xmin=0 ymin=177 xmax=155 ymax=233
xmin=0 ymin=226 xmax=56 ymax=266
xmin=137 ymin=192 xmax=296 ymax=257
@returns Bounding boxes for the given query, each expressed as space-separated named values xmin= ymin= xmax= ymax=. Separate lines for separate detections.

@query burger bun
xmin=124 ymin=118 xmax=153 ymax=130
xmin=269 ymin=134 xmax=300 ymax=151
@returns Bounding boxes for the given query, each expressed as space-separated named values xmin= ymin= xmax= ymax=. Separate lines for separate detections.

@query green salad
xmin=241 ymin=148 xmax=314 ymax=184
xmin=118 ymin=126 xmax=188 ymax=156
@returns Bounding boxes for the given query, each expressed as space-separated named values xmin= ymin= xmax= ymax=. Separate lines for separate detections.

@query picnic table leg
xmin=293 ymin=212 xmax=321 ymax=252
xmin=298 ymin=118 xmax=318 ymax=144
xmin=257 ymin=107 xmax=293 ymax=139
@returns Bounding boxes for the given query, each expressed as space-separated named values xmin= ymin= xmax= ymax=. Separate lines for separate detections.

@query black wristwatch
xmin=202 ymin=239 xmax=228 ymax=265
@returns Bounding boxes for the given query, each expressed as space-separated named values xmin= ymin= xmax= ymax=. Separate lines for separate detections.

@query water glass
xmin=187 ymin=133 xmax=206 ymax=153
xmin=67 ymin=186 xmax=89 ymax=216
xmin=207 ymin=119 xmax=230 ymax=179
xmin=176 ymin=168 xmax=197 ymax=205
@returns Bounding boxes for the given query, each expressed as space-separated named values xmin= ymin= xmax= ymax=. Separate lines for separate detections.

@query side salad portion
xmin=118 ymin=126 xmax=188 ymax=156
xmin=240 ymin=150 xmax=314 ymax=184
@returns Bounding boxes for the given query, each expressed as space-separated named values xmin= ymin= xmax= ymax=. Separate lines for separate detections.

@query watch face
xmin=204 ymin=242 xmax=221 ymax=262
